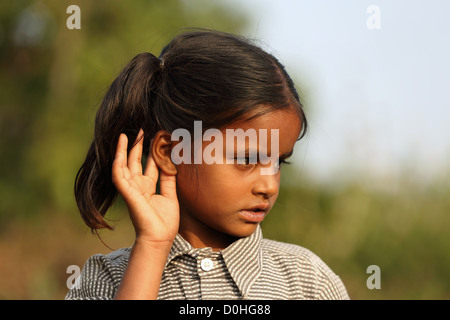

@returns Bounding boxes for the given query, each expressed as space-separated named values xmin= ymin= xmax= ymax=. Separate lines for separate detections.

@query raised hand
xmin=112 ymin=130 xmax=179 ymax=244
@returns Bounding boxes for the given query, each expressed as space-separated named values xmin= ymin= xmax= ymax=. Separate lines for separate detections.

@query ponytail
xmin=74 ymin=53 xmax=161 ymax=231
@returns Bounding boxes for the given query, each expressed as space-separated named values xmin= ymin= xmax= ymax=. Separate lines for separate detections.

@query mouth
xmin=239 ymin=203 xmax=270 ymax=223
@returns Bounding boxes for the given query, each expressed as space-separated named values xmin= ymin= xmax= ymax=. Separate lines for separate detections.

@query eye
xmin=237 ymin=156 xmax=251 ymax=165
xmin=235 ymin=155 xmax=256 ymax=168
xmin=275 ymin=158 xmax=291 ymax=169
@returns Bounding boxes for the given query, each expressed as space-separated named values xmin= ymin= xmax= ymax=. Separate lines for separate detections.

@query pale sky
xmin=223 ymin=0 xmax=450 ymax=187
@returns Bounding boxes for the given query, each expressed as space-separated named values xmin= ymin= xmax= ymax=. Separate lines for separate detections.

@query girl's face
xmin=175 ymin=106 xmax=303 ymax=249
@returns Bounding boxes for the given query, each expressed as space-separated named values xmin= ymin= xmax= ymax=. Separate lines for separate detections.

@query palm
xmin=112 ymin=132 xmax=179 ymax=242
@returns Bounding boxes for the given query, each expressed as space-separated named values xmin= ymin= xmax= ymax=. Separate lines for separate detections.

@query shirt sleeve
xmin=65 ymin=249 xmax=130 ymax=300
xmin=312 ymin=255 xmax=350 ymax=300
xmin=317 ymin=272 xmax=350 ymax=300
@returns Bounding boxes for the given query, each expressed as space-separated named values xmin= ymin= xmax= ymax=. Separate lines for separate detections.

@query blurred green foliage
xmin=0 ymin=0 xmax=449 ymax=300
xmin=266 ymin=167 xmax=450 ymax=299
xmin=0 ymin=0 xmax=247 ymax=222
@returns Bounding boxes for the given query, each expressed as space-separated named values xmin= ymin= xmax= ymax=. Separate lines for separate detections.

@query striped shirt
xmin=65 ymin=225 xmax=349 ymax=300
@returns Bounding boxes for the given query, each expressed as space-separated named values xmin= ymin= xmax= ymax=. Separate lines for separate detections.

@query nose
xmin=252 ymin=171 xmax=279 ymax=199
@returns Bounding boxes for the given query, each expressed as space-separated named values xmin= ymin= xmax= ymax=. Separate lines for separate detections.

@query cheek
xmin=196 ymin=164 xmax=239 ymax=194
xmin=176 ymin=163 xmax=225 ymax=191
xmin=176 ymin=163 xmax=246 ymax=205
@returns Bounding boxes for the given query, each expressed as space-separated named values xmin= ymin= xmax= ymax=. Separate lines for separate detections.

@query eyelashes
xmin=234 ymin=156 xmax=291 ymax=168
xmin=279 ymin=159 xmax=291 ymax=165
xmin=275 ymin=159 xmax=291 ymax=170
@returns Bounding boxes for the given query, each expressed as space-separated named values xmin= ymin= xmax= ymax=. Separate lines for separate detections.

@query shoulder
xmin=65 ymin=247 xmax=131 ymax=300
xmin=85 ymin=247 xmax=131 ymax=278
xmin=261 ymin=238 xmax=320 ymax=259
xmin=80 ymin=247 xmax=131 ymax=278
xmin=260 ymin=238 xmax=350 ymax=299
xmin=88 ymin=247 xmax=131 ymax=267
xmin=260 ymin=238 xmax=333 ymax=276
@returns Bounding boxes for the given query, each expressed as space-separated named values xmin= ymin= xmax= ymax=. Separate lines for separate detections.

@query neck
xmin=178 ymin=217 xmax=238 ymax=250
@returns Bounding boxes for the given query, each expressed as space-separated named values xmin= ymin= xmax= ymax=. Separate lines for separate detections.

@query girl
xmin=66 ymin=30 xmax=349 ymax=300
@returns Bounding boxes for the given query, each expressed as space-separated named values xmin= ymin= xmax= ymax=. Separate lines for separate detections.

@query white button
xmin=200 ymin=258 xmax=213 ymax=271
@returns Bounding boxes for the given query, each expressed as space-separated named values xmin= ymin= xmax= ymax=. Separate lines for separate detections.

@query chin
xmin=223 ymin=222 xmax=259 ymax=239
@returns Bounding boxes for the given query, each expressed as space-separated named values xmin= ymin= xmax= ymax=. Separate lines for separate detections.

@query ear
xmin=151 ymin=130 xmax=177 ymax=175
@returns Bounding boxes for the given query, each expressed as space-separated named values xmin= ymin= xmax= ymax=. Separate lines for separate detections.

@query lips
xmin=239 ymin=203 xmax=270 ymax=223
xmin=247 ymin=203 xmax=269 ymax=212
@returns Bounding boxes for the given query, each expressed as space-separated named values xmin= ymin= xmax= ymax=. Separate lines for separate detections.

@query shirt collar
xmin=165 ymin=233 xmax=194 ymax=266
xmin=165 ymin=225 xmax=263 ymax=298
xmin=221 ymin=225 xmax=263 ymax=299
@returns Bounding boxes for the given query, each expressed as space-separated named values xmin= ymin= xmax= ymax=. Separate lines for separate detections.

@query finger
xmin=159 ymin=170 xmax=177 ymax=200
xmin=143 ymin=138 xmax=158 ymax=179
xmin=128 ymin=129 xmax=144 ymax=175
xmin=112 ymin=133 xmax=129 ymax=183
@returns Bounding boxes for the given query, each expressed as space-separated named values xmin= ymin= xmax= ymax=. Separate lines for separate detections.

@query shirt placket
xmin=197 ymin=250 xmax=220 ymax=300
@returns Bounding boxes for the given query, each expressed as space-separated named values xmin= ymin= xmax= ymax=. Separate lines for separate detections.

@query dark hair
xmin=75 ymin=29 xmax=308 ymax=231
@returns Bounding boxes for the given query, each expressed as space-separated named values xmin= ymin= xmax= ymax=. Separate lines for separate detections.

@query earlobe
xmin=151 ymin=130 xmax=178 ymax=175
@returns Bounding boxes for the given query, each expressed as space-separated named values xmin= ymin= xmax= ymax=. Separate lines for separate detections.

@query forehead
xmin=223 ymin=107 xmax=303 ymax=150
